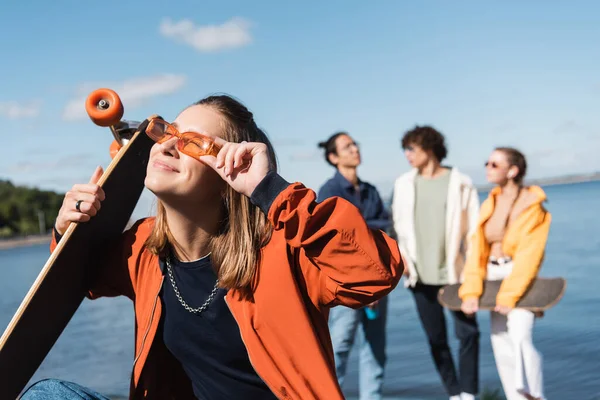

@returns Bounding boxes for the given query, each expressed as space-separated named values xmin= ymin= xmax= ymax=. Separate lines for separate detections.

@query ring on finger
xmin=75 ymin=200 xmax=84 ymax=212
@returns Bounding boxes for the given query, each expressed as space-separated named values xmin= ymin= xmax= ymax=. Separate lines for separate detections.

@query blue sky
xmin=2 ymin=1 xmax=599 ymax=219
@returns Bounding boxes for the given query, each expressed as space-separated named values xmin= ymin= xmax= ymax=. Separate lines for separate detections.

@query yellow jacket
xmin=458 ymin=185 xmax=552 ymax=308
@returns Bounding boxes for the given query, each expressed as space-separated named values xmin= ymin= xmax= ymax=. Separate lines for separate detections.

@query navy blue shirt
xmin=317 ymin=170 xmax=390 ymax=232
xmin=160 ymin=254 xmax=277 ymax=400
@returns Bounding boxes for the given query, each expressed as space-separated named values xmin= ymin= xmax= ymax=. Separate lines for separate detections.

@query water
xmin=1 ymin=182 xmax=599 ymax=399
xmin=0 ymin=246 xmax=134 ymax=397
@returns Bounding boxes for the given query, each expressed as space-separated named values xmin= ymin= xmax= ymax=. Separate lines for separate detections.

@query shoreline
xmin=475 ymin=175 xmax=600 ymax=191
xmin=0 ymin=234 xmax=52 ymax=250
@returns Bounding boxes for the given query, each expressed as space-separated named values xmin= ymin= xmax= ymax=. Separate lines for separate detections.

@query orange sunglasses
xmin=145 ymin=118 xmax=221 ymax=158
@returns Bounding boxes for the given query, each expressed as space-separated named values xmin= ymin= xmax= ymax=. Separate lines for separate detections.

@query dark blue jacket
xmin=317 ymin=171 xmax=390 ymax=232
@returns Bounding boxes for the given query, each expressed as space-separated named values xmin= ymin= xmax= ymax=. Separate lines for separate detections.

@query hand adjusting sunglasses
xmin=145 ymin=117 xmax=221 ymax=159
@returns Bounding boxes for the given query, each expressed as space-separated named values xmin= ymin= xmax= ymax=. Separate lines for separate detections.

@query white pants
xmin=487 ymin=262 xmax=545 ymax=400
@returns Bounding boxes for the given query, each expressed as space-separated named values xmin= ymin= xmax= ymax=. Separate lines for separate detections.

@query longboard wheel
xmin=85 ymin=88 xmax=124 ymax=127
xmin=109 ymin=139 xmax=122 ymax=159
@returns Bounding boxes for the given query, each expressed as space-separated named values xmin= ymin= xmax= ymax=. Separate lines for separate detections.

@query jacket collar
xmin=480 ymin=185 xmax=547 ymax=223
xmin=334 ymin=170 xmax=365 ymax=192
xmin=488 ymin=184 xmax=547 ymax=205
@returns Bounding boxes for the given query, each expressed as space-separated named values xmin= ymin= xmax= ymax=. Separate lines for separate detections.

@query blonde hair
xmin=145 ymin=95 xmax=278 ymax=298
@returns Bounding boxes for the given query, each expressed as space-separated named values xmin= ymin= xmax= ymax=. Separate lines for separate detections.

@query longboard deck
xmin=0 ymin=120 xmax=153 ymax=400
xmin=438 ymin=277 xmax=566 ymax=312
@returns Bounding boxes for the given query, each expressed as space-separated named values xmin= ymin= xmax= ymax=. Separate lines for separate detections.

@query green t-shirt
xmin=414 ymin=170 xmax=451 ymax=285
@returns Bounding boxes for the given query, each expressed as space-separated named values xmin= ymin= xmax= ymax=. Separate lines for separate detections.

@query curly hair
xmin=401 ymin=125 xmax=448 ymax=162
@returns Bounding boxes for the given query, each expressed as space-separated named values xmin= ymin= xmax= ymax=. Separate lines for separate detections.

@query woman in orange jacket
xmin=21 ymin=95 xmax=403 ymax=400
xmin=458 ymin=147 xmax=551 ymax=400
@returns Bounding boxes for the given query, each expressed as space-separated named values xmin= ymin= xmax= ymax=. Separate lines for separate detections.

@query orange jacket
xmin=458 ymin=185 xmax=551 ymax=308
xmin=51 ymin=180 xmax=403 ymax=399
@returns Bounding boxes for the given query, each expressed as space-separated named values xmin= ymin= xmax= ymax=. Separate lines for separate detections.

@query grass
xmin=481 ymin=387 xmax=504 ymax=400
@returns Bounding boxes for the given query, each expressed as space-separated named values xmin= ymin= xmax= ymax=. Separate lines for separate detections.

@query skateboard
xmin=438 ymin=277 xmax=567 ymax=312
xmin=0 ymin=88 xmax=156 ymax=399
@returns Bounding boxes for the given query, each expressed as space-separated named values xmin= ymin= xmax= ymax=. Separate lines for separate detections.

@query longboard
xmin=0 ymin=88 xmax=155 ymax=399
xmin=438 ymin=277 xmax=566 ymax=312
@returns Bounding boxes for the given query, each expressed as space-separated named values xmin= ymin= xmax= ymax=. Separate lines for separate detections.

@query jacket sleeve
xmin=50 ymin=219 xmax=150 ymax=301
xmin=462 ymin=185 xmax=481 ymax=279
xmin=251 ymin=172 xmax=404 ymax=309
xmin=466 ymin=186 xmax=480 ymax=246
xmin=391 ymin=178 xmax=405 ymax=248
xmin=458 ymin=196 xmax=487 ymax=301
xmin=458 ymin=227 xmax=486 ymax=301
xmin=496 ymin=206 xmax=552 ymax=308
xmin=386 ymin=189 xmax=398 ymax=240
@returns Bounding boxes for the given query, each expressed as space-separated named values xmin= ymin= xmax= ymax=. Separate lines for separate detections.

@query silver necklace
xmin=165 ymin=255 xmax=220 ymax=314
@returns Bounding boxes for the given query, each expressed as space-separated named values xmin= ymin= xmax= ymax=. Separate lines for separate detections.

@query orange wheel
xmin=85 ymin=88 xmax=124 ymax=127
xmin=109 ymin=140 xmax=122 ymax=159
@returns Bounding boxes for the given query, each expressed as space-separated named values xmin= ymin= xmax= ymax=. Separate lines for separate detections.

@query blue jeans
xmin=329 ymin=296 xmax=388 ymax=400
xmin=20 ymin=379 xmax=109 ymax=400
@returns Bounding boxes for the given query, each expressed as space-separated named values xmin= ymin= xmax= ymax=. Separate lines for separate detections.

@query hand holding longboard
xmin=55 ymin=166 xmax=106 ymax=235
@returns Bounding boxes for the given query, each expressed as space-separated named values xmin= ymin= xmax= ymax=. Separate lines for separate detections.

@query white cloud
xmin=159 ymin=17 xmax=252 ymax=52
xmin=0 ymin=100 xmax=41 ymax=119
xmin=62 ymin=74 xmax=187 ymax=121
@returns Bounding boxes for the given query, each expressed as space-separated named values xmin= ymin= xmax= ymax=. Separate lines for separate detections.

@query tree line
xmin=0 ymin=180 xmax=64 ymax=237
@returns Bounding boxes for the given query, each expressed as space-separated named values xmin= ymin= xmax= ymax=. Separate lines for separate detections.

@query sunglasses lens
xmin=178 ymin=132 xmax=220 ymax=158
xmin=147 ymin=119 xmax=177 ymax=143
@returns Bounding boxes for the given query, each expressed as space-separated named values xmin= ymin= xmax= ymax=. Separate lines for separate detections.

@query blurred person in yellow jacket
xmin=459 ymin=147 xmax=551 ymax=400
